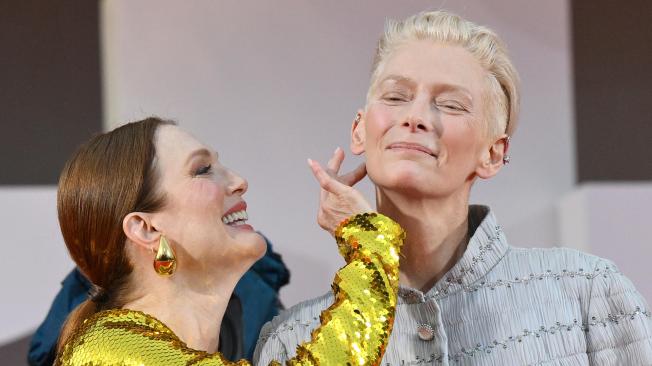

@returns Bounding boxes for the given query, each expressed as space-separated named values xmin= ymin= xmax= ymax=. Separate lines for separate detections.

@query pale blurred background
xmin=1 ymin=0 xmax=650 ymax=363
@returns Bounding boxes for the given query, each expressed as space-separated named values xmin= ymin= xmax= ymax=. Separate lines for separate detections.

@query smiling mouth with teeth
xmin=222 ymin=210 xmax=249 ymax=226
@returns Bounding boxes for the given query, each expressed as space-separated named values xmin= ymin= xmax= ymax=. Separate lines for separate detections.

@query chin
xmin=371 ymin=170 xmax=453 ymax=198
xmin=371 ymin=163 xmax=431 ymax=189
xmin=384 ymin=181 xmax=432 ymax=196
xmin=237 ymin=231 xmax=267 ymax=260
xmin=251 ymin=234 xmax=268 ymax=260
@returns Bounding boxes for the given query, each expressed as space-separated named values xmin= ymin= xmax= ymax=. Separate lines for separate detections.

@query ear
xmin=350 ymin=109 xmax=366 ymax=155
xmin=123 ymin=212 xmax=161 ymax=253
xmin=476 ymin=135 xmax=509 ymax=179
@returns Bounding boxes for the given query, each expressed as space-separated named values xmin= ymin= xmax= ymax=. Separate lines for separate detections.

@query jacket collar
xmin=398 ymin=205 xmax=510 ymax=304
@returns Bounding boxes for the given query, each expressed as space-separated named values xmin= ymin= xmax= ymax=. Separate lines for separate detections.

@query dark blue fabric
xmin=235 ymin=240 xmax=290 ymax=358
xmin=28 ymin=269 xmax=89 ymax=366
xmin=27 ymin=235 xmax=289 ymax=365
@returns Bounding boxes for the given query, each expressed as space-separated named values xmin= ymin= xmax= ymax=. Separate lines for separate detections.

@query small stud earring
xmin=503 ymin=136 xmax=511 ymax=165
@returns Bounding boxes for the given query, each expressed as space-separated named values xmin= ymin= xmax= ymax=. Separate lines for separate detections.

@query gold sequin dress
xmin=55 ymin=213 xmax=404 ymax=366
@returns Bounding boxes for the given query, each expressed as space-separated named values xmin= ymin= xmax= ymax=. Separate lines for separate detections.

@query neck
xmin=123 ymin=265 xmax=244 ymax=353
xmin=376 ymin=187 xmax=471 ymax=292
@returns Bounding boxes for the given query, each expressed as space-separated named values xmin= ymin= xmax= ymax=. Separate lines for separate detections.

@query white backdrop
xmin=0 ymin=0 xmax=576 ymax=344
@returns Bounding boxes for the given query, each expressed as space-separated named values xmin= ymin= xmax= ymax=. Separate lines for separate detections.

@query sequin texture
xmin=55 ymin=213 xmax=404 ymax=366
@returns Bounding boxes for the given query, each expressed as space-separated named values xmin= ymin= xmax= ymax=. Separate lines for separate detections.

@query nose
xmin=401 ymin=116 xmax=430 ymax=132
xmin=226 ymin=170 xmax=248 ymax=196
xmin=400 ymin=97 xmax=442 ymax=136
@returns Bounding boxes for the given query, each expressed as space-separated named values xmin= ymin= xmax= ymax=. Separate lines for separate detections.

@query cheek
xmin=441 ymin=121 xmax=483 ymax=166
xmin=184 ymin=180 xmax=225 ymax=212
xmin=363 ymin=106 xmax=394 ymax=150
xmin=362 ymin=110 xmax=387 ymax=180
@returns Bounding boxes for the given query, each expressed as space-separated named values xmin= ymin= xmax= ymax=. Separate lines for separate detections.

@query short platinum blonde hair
xmin=367 ymin=11 xmax=520 ymax=137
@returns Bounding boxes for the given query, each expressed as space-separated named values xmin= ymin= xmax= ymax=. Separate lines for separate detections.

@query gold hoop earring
xmin=154 ymin=235 xmax=176 ymax=276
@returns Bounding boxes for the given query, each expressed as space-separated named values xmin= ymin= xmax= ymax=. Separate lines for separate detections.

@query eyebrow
xmin=379 ymin=74 xmax=417 ymax=86
xmin=185 ymin=148 xmax=217 ymax=166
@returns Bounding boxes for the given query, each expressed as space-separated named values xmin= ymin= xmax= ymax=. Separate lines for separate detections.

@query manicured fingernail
xmin=334 ymin=147 xmax=340 ymax=154
xmin=307 ymin=158 xmax=313 ymax=165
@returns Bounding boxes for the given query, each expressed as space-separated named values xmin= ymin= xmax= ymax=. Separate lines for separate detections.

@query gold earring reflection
xmin=153 ymin=235 xmax=176 ymax=276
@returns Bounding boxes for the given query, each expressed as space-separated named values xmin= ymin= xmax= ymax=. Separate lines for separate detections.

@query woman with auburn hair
xmin=255 ymin=11 xmax=652 ymax=365
xmin=54 ymin=117 xmax=404 ymax=365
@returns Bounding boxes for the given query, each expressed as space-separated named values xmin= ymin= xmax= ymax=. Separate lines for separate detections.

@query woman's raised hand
xmin=308 ymin=147 xmax=373 ymax=235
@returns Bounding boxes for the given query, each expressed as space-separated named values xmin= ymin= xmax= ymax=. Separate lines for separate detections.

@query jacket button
xmin=417 ymin=324 xmax=434 ymax=341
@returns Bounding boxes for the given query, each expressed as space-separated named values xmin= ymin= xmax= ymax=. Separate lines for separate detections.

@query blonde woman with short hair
xmin=255 ymin=11 xmax=652 ymax=365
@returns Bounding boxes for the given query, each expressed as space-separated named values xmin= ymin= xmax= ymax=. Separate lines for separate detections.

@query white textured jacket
xmin=254 ymin=206 xmax=652 ymax=365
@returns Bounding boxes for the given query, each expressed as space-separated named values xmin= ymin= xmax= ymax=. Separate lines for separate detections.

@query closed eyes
xmin=436 ymin=100 xmax=468 ymax=112
xmin=194 ymin=164 xmax=212 ymax=176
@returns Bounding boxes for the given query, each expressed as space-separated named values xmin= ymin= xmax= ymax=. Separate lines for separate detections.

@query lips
xmin=222 ymin=201 xmax=251 ymax=228
xmin=387 ymin=142 xmax=437 ymax=157
xmin=223 ymin=201 xmax=247 ymax=217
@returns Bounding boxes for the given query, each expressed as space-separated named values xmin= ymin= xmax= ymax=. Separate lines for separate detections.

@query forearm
xmin=287 ymin=213 xmax=404 ymax=366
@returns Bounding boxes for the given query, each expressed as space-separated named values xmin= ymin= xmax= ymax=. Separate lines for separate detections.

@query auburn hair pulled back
xmin=56 ymin=117 xmax=173 ymax=353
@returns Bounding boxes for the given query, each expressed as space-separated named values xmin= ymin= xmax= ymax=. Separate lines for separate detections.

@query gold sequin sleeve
xmin=55 ymin=213 xmax=404 ymax=366
xmin=287 ymin=212 xmax=404 ymax=366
